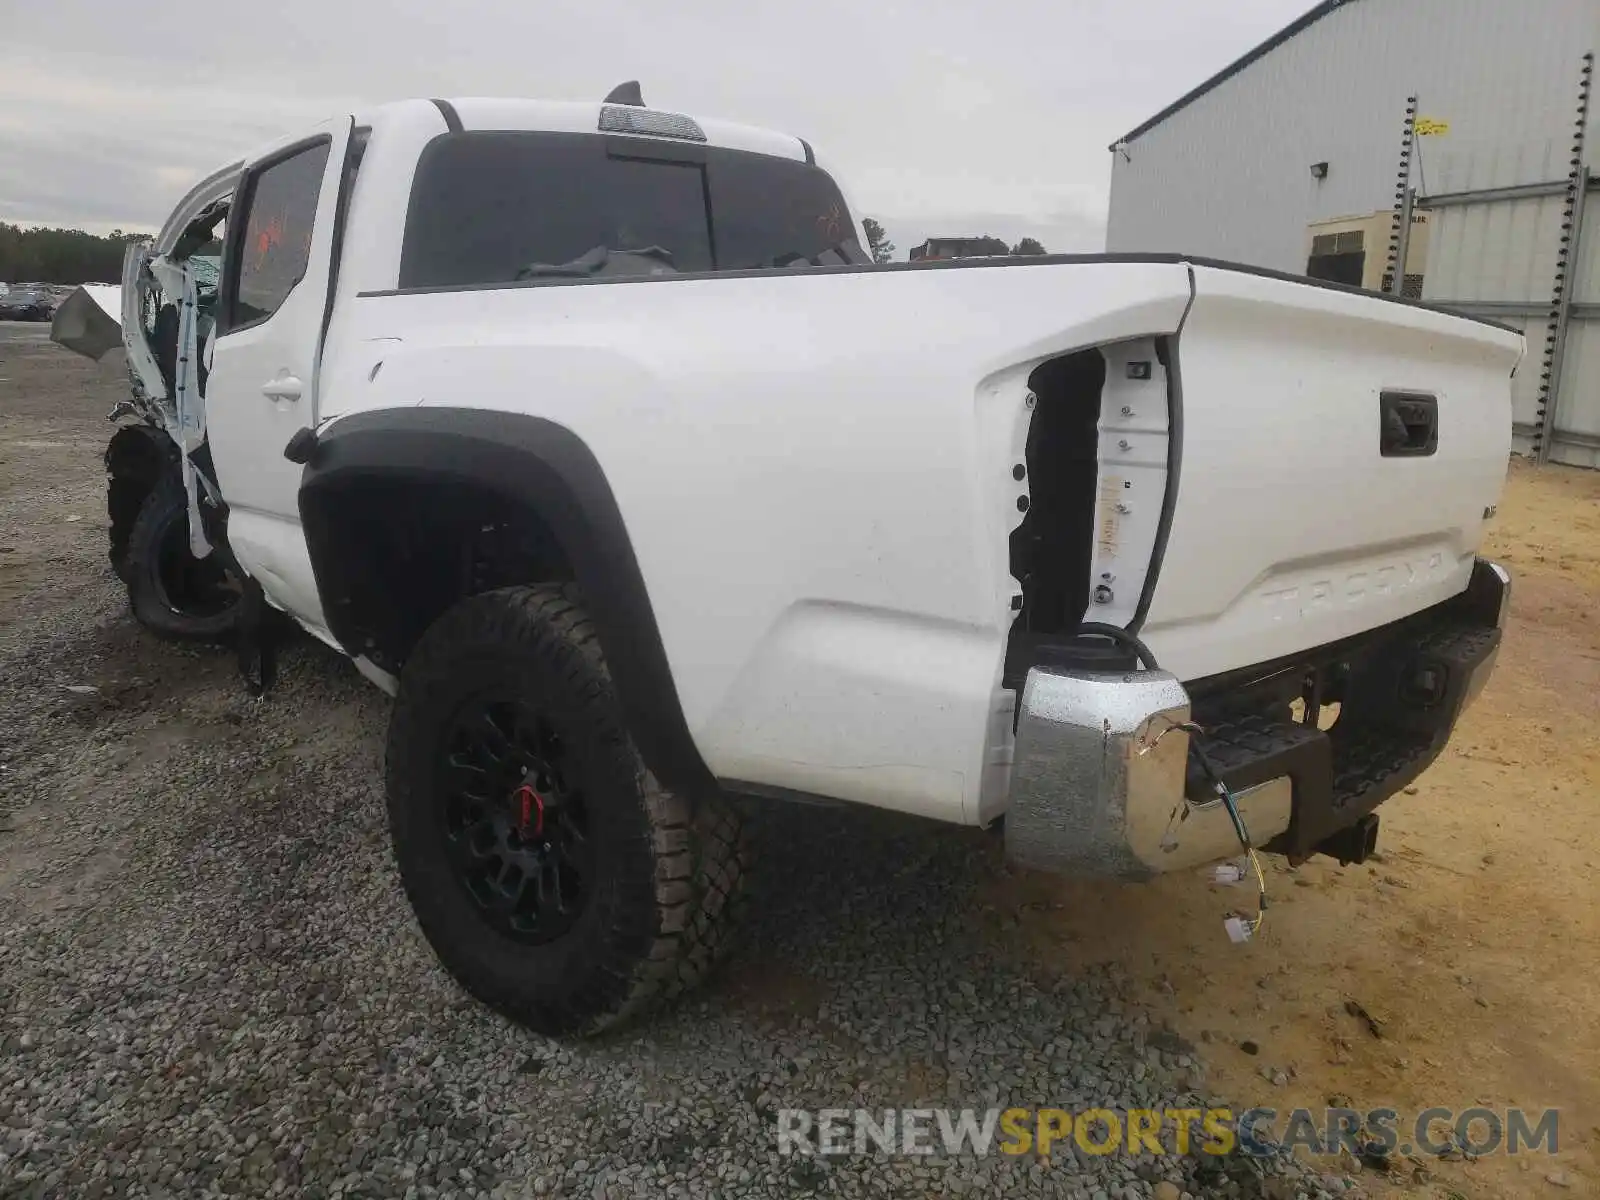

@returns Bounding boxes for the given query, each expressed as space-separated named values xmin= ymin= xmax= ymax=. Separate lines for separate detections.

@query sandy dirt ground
xmin=2 ymin=321 xmax=1597 ymax=1198
xmin=986 ymin=463 xmax=1600 ymax=1198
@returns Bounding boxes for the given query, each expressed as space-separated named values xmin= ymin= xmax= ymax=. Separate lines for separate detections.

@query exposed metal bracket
xmin=1514 ymin=422 xmax=1600 ymax=453
xmin=1393 ymin=184 xmax=1417 ymax=293
xmin=1432 ymin=300 xmax=1600 ymax=320
xmin=1418 ymin=177 xmax=1586 ymax=208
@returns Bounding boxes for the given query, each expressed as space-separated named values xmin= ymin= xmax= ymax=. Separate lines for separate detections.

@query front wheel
xmin=385 ymin=583 xmax=750 ymax=1037
xmin=124 ymin=473 xmax=245 ymax=643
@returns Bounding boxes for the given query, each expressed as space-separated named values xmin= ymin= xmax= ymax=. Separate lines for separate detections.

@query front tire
xmin=385 ymin=584 xmax=749 ymax=1037
xmin=124 ymin=473 xmax=244 ymax=644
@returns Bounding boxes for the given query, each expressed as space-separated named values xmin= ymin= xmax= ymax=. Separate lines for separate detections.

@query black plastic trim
xmin=1112 ymin=0 xmax=1356 ymax=146
xmin=317 ymin=123 xmax=369 ymax=373
xmin=431 ymin=98 xmax=463 ymax=133
xmin=1379 ymin=390 xmax=1440 ymax=457
xmin=1182 ymin=256 xmax=1516 ymax=330
xmin=362 ymin=251 xmax=1184 ymax=298
xmin=798 ymin=137 xmax=815 ymax=165
xmin=1128 ymin=328 xmax=1189 ymax=632
xmin=723 ymin=779 xmax=844 ymax=808
xmin=283 ymin=427 xmax=317 ymax=464
xmin=354 ymin=250 xmax=1515 ymax=332
xmin=1185 ymin=623 xmax=1377 ymax=702
xmin=298 ymin=406 xmax=715 ymax=797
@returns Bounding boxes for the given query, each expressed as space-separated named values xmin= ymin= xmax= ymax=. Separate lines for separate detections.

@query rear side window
xmin=399 ymin=131 xmax=865 ymax=289
xmin=230 ymin=140 xmax=330 ymax=328
xmin=401 ymin=133 xmax=710 ymax=289
xmin=707 ymin=152 xmax=863 ymax=270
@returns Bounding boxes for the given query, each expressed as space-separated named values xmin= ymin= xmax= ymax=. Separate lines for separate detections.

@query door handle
xmin=262 ymin=376 xmax=303 ymax=402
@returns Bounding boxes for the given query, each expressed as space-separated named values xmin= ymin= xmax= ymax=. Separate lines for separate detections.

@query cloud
xmin=2 ymin=0 xmax=1310 ymax=240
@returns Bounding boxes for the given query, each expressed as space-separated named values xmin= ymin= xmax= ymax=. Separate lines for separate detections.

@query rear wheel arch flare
xmin=299 ymin=407 xmax=714 ymax=797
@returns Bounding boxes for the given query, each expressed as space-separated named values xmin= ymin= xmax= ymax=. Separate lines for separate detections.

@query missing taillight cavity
xmin=1003 ymin=337 xmax=1177 ymax=689
xmin=1009 ymin=350 xmax=1104 ymax=637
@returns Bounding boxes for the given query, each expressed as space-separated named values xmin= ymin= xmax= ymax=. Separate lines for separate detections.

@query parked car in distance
xmin=0 ymin=288 xmax=54 ymax=321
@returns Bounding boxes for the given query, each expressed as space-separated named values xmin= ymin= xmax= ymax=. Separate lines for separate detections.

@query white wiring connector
xmin=1224 ymin=915 xmax=1255 ymax=944
xmin=1212 ymin=861 xmax=1246 ymax=886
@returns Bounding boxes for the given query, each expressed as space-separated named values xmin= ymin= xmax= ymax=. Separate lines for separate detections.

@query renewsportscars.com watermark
xmin=777 ymin=1106 xmax=1560 ymax=1160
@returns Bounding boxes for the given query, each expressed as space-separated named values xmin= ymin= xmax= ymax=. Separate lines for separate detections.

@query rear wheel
xmin=124 ymin=473 xmax=245 ymax=644
xmin=385 ymin=583 xmax=749 ymax=1037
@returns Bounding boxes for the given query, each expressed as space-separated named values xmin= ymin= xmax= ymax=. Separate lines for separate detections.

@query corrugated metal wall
xmin=1106 ymin=0 xmax=1598 ymax=268
xmin=1553 ymin=196 xmax=1600 ymax=466
xmin=1423 ymin=185 xmax=1569 ymax=442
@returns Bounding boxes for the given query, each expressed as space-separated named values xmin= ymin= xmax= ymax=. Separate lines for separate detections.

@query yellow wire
xmin=1246 ymin=847 xmax=1268 ymax=932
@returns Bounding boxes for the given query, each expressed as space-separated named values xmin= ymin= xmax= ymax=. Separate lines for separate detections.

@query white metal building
xmin=1106 ymin=0 xmax=1600 ymax=467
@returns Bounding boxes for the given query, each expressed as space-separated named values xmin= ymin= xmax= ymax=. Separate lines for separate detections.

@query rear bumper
xmin=1004 ymin=558 xmax=1510 ymax=879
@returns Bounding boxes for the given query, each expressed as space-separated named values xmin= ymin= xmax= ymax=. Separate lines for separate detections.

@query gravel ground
xmin=1 ymin=325 xmax=1360 ymax=1199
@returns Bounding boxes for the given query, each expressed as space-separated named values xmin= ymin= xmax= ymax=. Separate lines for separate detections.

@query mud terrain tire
xmin=385 ymin=583 xmax=750 ymax=1037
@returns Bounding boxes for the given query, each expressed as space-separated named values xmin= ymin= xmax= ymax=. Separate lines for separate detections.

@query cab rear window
xmin=398 ymin=131 xmax=866 ymax=289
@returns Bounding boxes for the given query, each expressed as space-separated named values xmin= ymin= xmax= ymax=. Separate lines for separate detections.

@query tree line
xmin=860 ymin=219 xmax=1046 ymax=264
xmin=931 ymin=234 xmax=1047 ymax=257
xmin=0 ymin=223 xmax=150 ymax=286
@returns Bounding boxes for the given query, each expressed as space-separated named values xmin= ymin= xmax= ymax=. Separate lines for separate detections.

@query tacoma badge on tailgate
xmin=1262 ymin=551 xmax=1448 ymax=619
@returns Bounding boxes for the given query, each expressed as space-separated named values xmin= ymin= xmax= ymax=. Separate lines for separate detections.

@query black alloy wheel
xmin=385 ymin=583 xmax=752 ymax=1036
xmin=439 ymin=696 xmax=594 ymax=942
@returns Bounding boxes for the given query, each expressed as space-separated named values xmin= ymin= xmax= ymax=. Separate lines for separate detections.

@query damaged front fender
xmin=51 ymin=241 xmax=220 ymax=562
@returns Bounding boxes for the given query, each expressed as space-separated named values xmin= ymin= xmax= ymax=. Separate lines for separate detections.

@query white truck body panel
xmin=75 ymin=96 xmax=1524 ymax=842
xmin=324 ymin=262 xmax=1196 ymax=823
xmin=206 ymin=117 xmax=355 ymax=637
xmin=320 ymin=259 xmax=1521 ymax=823
xmin=1141 ymin=266 xmax=1524 ymax=680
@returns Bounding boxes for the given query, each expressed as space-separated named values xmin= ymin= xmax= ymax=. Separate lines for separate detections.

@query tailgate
xmin=1141 ymin=266 xmax=1525 ymax=682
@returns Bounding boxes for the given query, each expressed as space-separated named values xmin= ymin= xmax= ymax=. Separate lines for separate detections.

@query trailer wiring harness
xmin=1077 ymin=621 xmax=1269 ymax=941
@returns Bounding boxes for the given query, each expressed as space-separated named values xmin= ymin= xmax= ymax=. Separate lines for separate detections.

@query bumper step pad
xmin=1193 ymin=619 xmax=1502 ymax=861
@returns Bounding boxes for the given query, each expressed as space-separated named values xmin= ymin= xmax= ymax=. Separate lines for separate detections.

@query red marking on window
xmin=816 ymin=202 xmax=844 ymax=241
xmin=251 ymin=215 xmax=286 ymax=270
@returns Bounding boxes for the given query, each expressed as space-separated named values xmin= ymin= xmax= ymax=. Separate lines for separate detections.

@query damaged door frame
xmin=121 ymin=161 xmax=243 ymax=559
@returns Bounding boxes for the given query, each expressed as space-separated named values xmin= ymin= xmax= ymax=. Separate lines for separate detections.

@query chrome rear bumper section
xmin=1005 ymin=669 xmax=1293 ymax=879
xmin=1005 ymin=558 xmax=1511 ymax=880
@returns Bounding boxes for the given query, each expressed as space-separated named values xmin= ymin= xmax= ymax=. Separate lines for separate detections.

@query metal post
xmin=1386 ymin=96 xmax=1419 ymax=295
xmin=1544 ymin=170 xmax=1592 ymax=463
xmin=1392 ymin=186 xmax=1416 ymax=294
xmin=1537 ymin=52 xmax=1594 ymax=465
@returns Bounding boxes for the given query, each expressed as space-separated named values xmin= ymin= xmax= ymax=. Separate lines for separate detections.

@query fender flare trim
xmin=299 ymin=406 xmax=715 ymax=795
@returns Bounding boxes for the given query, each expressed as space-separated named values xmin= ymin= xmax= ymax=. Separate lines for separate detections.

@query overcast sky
xmin=2 ymin=0 xmax=1311 ymax=256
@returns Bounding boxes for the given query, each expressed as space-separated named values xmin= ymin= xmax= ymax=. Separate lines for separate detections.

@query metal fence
xmin=1402 ymin=53 xmax=1597 ymax=467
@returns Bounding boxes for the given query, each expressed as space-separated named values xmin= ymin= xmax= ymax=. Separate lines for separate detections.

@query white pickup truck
xmin=55 ymin=88 xmax=1521 ymax=1036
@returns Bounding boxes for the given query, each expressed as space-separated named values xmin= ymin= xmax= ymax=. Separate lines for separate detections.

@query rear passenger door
xmin=205 ymin=118 xmax=353 ymax=635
